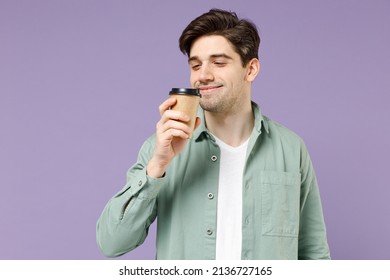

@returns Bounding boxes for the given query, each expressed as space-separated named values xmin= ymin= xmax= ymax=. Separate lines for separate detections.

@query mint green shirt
xmin=96 ymin=102 xmax=330 ymax=259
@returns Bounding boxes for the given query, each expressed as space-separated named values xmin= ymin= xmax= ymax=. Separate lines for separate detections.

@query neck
xmin=205 ymin=102 xmax=254 ymax=147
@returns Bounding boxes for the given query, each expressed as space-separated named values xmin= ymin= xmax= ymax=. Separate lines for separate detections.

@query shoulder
xmin=263 ymin=116 xmax=304 ymax=146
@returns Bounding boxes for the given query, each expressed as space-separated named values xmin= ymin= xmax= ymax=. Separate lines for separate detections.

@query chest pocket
xmin=258 ymin=171 xmax=301 ymax=238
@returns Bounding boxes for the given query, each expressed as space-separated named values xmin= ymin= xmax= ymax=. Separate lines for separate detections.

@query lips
xmin=198 ymin=85 xmax=223 ymax=93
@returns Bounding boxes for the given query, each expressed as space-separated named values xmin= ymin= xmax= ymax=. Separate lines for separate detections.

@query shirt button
xmin=206 ymin=229 xmax=213 ymax=235
xmin=245 ymin=218 xmax=250 ymax=225
xmin=211 ymin=155 xmax=218 ymax=162
xmin=207 ymin=193 xmax=214 ymax=199
xmin=138 ymin=180 xmax=142 ymax=186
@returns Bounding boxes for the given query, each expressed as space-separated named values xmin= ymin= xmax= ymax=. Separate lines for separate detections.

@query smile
xmin=198 ymin=85 xmax=223 ymax=93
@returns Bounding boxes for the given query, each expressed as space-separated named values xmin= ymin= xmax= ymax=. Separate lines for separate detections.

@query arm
xmin=96 ymin=137 xmax=163 ymax=257
xmin=96 ymin=97 xmax=199 ymax=257
xmin=298 ymin=141 xmax=331 ymax=259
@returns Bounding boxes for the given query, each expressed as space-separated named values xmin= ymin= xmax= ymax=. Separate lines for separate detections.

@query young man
xmin=96 ymin=9 xmax=330 ymax=260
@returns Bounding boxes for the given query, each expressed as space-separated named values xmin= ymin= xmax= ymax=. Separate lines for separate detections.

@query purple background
xmin=1 ymin=0 xmax=389 ymax=260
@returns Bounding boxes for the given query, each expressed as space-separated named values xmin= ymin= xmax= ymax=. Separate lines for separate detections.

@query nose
xmin=198 ymin=64 xmax=214 ymax=83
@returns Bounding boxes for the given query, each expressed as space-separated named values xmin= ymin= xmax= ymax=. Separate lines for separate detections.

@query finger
xmin=159 ymin=97 xmax=177 ymax=116
xmin=165 ymin=128 xmax=190 ymax=140
xmin=160 ymin=109 xmax=190 ymax=125
xmin=158 ymin=119 xmax=192 ymax=135
xmin=156 ymin=127 xmax=190 ymax=143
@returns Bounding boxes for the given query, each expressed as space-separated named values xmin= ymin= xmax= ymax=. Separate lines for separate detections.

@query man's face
xmin=189 ymin=35 xmax=251 ymax=113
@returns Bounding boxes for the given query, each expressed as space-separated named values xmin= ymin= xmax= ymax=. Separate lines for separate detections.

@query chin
xmin=199 ymin=102 xmax=222 ymax=113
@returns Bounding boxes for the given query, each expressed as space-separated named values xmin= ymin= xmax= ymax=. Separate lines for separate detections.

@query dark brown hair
xmin=179 ymin=9 xmax=260 ymax=67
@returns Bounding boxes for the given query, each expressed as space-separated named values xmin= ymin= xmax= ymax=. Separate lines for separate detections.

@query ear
xmin=245 ymin=58 xmax=260 ymax=82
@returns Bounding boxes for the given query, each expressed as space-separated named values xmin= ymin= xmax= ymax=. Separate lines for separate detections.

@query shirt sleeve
xmin=298 ymin=140 xmax=331 ymax=259
xmin=96 ymin=135 xmax=165 ymax=257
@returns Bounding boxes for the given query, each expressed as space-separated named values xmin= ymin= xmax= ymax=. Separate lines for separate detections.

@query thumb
xmin=194 ymin=117 xmax=202 ymax=131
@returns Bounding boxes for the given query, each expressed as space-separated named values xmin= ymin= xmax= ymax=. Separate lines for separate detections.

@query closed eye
xmin=191 ymin=64 xmax=201 ymax=71
xmin=190 ymin=61 xmax=202 ymax=70
xmin=214 ymin=61 xmax=227 ymax=67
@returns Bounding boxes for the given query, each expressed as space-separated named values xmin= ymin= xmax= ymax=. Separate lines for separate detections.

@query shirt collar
xmin=193 ymin=101 xmax=269 ymax=142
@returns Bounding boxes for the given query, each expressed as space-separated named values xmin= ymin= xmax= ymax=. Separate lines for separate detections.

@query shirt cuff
xmin=128 ymin=167 xmax=166 ymax=199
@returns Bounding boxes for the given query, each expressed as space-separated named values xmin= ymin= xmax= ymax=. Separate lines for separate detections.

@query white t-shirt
xmin=213 ymin=135 xmax=249 ymax=260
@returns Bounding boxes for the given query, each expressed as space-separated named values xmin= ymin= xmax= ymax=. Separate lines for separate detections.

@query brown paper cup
xmin=169 ymin=88 xmax=201 ymax=138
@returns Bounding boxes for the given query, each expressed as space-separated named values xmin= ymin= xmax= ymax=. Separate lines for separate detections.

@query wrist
xmin=146 ymin=158 xmax=167 ymax=178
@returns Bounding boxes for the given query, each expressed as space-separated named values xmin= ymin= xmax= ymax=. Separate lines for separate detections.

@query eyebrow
xmin=188 ymin=53 xmax=233 ymax=63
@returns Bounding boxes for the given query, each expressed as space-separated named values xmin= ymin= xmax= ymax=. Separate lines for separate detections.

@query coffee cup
xmin=169 ymin=88 xmax=201 ymax=138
